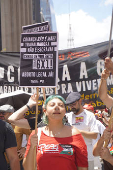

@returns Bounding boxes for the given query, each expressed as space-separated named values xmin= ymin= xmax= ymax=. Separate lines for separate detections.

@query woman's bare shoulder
xmin=64 ymin=125 xmax=81 ymax=136
xmin=71 ymin=126 xmax=81 ymax=136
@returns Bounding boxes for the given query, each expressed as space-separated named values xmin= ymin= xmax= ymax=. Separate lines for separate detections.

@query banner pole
xmin=35 ymin=87 xmax=39 ymax=134
xmin=34 ymin=87 xmax=39 ymax=170
xmin=104 ymin=8 xmax=113 ymax=148
xmin=55 ymin=87 xmax=56 ymax=94
xmin=107 ymin=7 xmax=113 ymax=58
xmin=42 ymin=88 xmax=46 ymax=102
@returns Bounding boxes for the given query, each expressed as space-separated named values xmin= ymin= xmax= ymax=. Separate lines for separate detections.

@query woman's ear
xmin=43 ymin=108 xmax=46 ymax=113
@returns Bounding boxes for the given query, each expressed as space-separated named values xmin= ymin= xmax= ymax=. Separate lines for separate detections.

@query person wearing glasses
xmin=65 ymin=92 xmax=99 ymax=170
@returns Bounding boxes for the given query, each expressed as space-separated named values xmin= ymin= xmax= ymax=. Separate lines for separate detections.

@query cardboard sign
xmin=22 ymin=21 xmax=50 ymax=33
xmin=20 ymin=32 xmax=58 ymax=87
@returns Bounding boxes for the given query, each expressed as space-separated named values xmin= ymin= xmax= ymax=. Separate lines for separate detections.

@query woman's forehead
xmin=48 ymin=98 xmax=64 ymax=103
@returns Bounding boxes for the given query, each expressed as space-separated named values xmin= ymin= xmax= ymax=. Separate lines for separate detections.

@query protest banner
xmin=23 ymin=21 xmax=51 ymax=101
xmin=20 ymin=32 xmax=58 ymax=87
xmin=0 ymin=40 xmax=113 ymax=110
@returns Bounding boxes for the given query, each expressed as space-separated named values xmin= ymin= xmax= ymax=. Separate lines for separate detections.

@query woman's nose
xmin=55 ymin=105 xmax=59 ymax=110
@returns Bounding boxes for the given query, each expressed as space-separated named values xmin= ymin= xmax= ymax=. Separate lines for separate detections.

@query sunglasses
xmin=0 ymin=112 xmax=6 ymax=115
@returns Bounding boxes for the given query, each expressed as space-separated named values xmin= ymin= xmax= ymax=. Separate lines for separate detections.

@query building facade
xmin=39 ymin=0 xmax=57 ymax=31
xmin=0 ymin=0 xmax=56 ymax=52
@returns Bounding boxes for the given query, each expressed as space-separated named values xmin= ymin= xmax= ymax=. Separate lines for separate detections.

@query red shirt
xmin=25 ymin=129 xmax=88 ymax=170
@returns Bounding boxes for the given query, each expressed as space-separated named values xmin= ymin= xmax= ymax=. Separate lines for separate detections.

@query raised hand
xmin=27 ymin=93 xmax=40 ymax=108
xmin=17 ymin=147 xmax=26 ymax=158
xmin=105 ymin=57 xmax=113 ymax=74
xmin=101 ymin=69 xmax=110 ymax=80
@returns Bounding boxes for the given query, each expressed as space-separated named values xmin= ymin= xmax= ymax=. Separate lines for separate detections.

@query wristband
xmin=26 ymin=104 xmax=31 ymax=110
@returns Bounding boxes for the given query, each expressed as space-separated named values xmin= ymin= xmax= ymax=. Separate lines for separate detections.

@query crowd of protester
xmin=0 ymin=57 xmax=113 ymax=170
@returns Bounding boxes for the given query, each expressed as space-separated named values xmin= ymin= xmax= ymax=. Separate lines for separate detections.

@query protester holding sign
xmin=93 ymin=57 xmax=113 ymax=170
xmin=23 ymin=94 xmax=88 ymax=170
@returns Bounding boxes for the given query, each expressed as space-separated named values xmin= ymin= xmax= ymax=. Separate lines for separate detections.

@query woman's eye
xmin=59 ymin=104 xmax=64 ymax=107
xmin=49 ymin=102 xmax=64 ymax=107
xmin=50 ymin=103 xmax=55 ymax=106
xmin=60 ymin=104 xmax=63 ymax=107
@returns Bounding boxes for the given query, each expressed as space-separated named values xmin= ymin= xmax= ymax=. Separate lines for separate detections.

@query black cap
xmin=66 ymin=92 xmax=81 ymax=105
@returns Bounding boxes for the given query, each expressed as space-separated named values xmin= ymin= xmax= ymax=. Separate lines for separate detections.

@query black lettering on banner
xmin=1 ymin=40 xmax=113 ymax=109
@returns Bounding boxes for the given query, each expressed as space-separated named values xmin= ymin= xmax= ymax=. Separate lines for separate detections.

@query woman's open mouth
xmin=53 ymin=112 xmax=60 ymax=114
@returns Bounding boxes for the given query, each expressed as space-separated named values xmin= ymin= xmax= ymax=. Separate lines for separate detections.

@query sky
xmin=52 ymin=0 xmax=113 ymax=50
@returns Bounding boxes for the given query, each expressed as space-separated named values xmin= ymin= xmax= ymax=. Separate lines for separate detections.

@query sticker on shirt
xmin=72 ymin=116 xmax=84 ymax=125
xmin=38 ymin=144 xmax=73 ymax=155
xmin=38 ymin=144 xmax=59 ymax=154
xmin=59 ymin=144 xmax=73 ymax=155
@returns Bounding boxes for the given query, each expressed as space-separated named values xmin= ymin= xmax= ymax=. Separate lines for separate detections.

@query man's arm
xmin=6 ymin=147 xmax=20 ymax=170
xmin=93 ymin=126 xmax=113 ymax=165
xmin=98 ymin=69 xmax=113 ymax=108
xmin=93 ymin=127 xmax=111 ymax=156
xmin=79 ymin=130 xmax=98 ymax=139
xmin=93 ymin=135 xmax=105 ymax=156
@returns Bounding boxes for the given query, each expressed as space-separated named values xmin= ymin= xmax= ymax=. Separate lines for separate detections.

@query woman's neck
xmin=49 ymin=122 xmax=64 ymax=128
xmin=44 ymin=122 xmax=65 ymax=137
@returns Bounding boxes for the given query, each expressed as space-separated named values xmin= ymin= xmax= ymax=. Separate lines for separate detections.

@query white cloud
xmin=56 ymin=10 xmax=112 ymax=50
xmin=104 ymin=0 xmax=113 ymax=5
